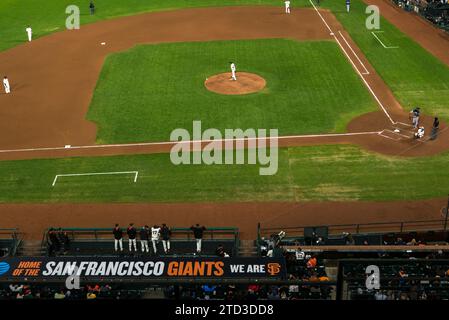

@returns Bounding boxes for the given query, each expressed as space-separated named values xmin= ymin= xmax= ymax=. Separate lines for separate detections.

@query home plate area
xmin=379 ymin=122 xmax=417 ymax=141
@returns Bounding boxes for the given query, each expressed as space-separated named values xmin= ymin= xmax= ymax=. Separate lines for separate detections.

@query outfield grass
xmin=0 ymin=0 xmax=310 ymax=52
xmin=0 ymin=145 xmax=448 ymax=203
xmin=87 ymin=39 xmax=377 ymax=143
xmin=319 ymin=0 xmax=449 ymax=120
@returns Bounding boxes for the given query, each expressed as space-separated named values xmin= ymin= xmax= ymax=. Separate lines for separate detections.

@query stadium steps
xmin=17 ymin=240 xmax=46 ymax=256
xmin=238 ymin=240 xmax=259 ymax=257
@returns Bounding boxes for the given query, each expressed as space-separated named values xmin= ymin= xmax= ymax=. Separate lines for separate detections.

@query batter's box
xmin=378 ymin=129 xmax=411 ymax=141
xmin=394 ymin=121 xmax=414 ymax=129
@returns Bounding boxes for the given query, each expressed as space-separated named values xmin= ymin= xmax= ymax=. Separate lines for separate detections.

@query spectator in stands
xmin=307 ymin=256 xmax=317 ymax=268
xmin=127 ymin=223 xmax=137 ymax=252
xmin=216 ymin=244 xmax=225 ymax=257
xmin=151 ymin=225 xmax=161 ymax=254
xmin=112 ymin=224 xmax=123 ymax=252
xmin=191 ymin=224 xmax=206 ymax=254
xmin=9 ymin=284 xmax=23 ymax=293
xmin=161 ymin=223 xmax=172 ymax=254
xmin=315 ymin=236 xmax=324 ymax=246
xmin=139 ymin=226 xmax=150 ymax=253
xmin=375 ymin=290 xmax=388 ymax=300
xmin=54 ymin=290 xmax=66 ymax=299
xmin=343 ymin=232 xmax=355 ymax=245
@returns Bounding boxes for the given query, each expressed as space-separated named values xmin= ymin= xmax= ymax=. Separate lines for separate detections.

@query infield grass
xmin=0 ymin=145 xmax=449 ymax=203
xmin=87 ymin=39 xmax=377 ymax=143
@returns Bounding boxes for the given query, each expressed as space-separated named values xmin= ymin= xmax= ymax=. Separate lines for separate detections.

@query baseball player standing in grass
xmin=285 ymin=0 xmax=291 ymax=14
xmin=230 ymin=62 xmax=237 ymax=81
xmin=3 ymin=76 xmax=10 ymax=94
xmin=346 ymin=0 xmax=351 ymax=12
xmin=26 ymin=26 xmax=32 ymax=42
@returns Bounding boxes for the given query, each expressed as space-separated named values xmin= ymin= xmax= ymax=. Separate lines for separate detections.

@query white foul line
xmin=308 ymin=0 xmax=395 ymax=124
xmin=52 ymin=171 xmax=138 ymax=187
xmin=338 ymin=31 xmax=370 ymax=75
xmin=371 ymin=31 xmax=399 ymax=49
xmin=0 ymin=131 xmax=382 ymax=155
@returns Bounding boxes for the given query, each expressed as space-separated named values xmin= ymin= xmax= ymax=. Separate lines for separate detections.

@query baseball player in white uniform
xmin=285 ymin=1 xmax=291 ymax=14
xmin=414 ymin=126 xmax=425 ymax=139
xmin=3 ymin=76 xmax=10 ymax=94
xmin=151 ymin=225 xmax=161 ymax=254
xmin=26 ymin=27 xmax=32 ymax=42
xmin=230 ymin=62 xmax=237 ymax=81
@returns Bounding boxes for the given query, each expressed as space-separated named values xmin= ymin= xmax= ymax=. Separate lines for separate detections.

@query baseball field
xmin=1 ymin=0 xmax=449 ymax=238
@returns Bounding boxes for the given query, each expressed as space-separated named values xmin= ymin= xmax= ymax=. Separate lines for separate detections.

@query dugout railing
xmin=41 ymin=226 xmax=239 ymax=257
xmin=258 ymin=218 xmax=449 ymax=240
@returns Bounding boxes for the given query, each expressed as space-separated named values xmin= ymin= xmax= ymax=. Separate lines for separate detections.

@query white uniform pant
xmin=114 ymin=239 xmax=123 ymax=251
xmin=4 ymin=84 xmax=10 ymax=94
xmin=286 ymin=6 xmax=290 ymax=13
xmin=231 ymin=70 xmax=237 ymax=81
xmin=152 ymin=240 xmax=158 ymax=254
xmin=129 ymin=238 xmax=137 ymax=251
xmin=141 ymin=240 xmax=149 ymax=253
xmin=346 ymin=4 xmax=350 ymax=12
xmin=27 ymin=33 xmax=32 ymax=42
xmin=162 ymin=240 xmax=170 ymax=253
xmin=196 ymin=239 xmax=202 ymax=253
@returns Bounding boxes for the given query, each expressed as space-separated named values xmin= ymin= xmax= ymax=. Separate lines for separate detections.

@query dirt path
xmin=365 ymin=0 xmax=449 ymax=67
xmin=0 ymin=199 xmax=445 ymax=240
xmin=0 ymin=6 xmax=448 ymax=160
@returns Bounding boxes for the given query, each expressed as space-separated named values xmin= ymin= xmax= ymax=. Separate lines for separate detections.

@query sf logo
xmin=365 ymin=265 xmax=380 ymax=290
xmin=267 ymin=263 xmax=281 ymax=276
xmin=65 ymin=267 xmax=81 ymax=290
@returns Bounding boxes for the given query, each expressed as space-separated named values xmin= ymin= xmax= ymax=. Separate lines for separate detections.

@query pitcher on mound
xmin=230 ymin=62 xmax=237 ymax=81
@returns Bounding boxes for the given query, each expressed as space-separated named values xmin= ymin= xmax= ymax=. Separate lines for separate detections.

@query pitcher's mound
xmin=205 ymin=72 xmax=266 ymax=95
